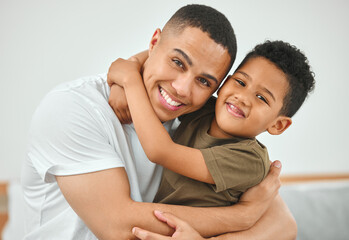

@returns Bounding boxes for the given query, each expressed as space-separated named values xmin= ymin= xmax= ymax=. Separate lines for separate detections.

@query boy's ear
xmin=149 ymin=28 xmax=162 ymax=53
xmin=267 ymin=116 xmax=292 ymax=135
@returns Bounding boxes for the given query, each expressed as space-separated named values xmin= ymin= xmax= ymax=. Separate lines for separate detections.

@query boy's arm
xmin=108 ymin=58 xmax=214 ymax=184
xmin=107 ymin=51 xmax=148 ymax=124
xmin=56 ymin=162 xmax=282 ymax=239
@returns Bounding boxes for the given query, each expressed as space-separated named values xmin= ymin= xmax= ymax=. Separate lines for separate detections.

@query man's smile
xmin=159 ymin=87 xmax=185 ymax=110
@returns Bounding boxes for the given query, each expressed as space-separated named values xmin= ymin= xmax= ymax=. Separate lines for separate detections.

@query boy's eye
xmin=235 ymin=79 xmax=246 ymax=87
xmin=173 ymin=59 xmax=184 ymax=69
xmin=198 ymin=77 xmax=210 ymax=87
xmin=257 ymin=94 xmax=269 ymax=104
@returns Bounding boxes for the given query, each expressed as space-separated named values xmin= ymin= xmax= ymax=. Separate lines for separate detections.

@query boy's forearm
xmin=123 ymin=78 xmax=174 ymax=164
xmin=130 ymin=50 xmax=148 ymax=66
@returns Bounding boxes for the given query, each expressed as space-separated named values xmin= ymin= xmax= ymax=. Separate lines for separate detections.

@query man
xmin=22 ymin=4 xmax=296 ymax=239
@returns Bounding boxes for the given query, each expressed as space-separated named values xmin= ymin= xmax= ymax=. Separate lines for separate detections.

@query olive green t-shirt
xmin=153 ymin=97 xmax=270 ymax=207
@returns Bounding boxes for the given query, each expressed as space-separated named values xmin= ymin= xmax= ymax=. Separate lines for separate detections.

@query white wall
xmin=1 ymin=0 xmax=348 ymax=181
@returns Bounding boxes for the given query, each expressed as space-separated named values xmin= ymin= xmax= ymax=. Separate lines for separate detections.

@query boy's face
xmin=213 ymin=57 xmax=291 ymax=138
xmin=142 ymin=27 xmax=231 ymax=122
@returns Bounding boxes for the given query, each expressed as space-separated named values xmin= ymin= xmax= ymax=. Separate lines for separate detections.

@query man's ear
xmin=267 ymin=116 xmax=292 ymax=135
xmin=149 ymin=28 xmax=161 ymax=53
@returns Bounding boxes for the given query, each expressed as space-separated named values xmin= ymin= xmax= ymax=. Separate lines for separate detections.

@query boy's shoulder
xmin=230 ymin=137 xmax=268 ymax=156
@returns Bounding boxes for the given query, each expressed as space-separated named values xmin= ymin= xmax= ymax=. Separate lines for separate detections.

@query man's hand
xmin=238 ymin=160 xmax=282 ymax=227
xmin=132 ymin=211 xmax=204 ymax=240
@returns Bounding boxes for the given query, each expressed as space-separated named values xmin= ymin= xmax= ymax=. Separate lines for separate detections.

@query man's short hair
xmin=236 ymin=40 xmax=315 ymax=117
xmin=163 ymin=4 xmax=237 ymax=74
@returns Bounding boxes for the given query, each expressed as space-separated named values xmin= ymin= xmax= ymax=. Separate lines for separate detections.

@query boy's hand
xmin=107 ymin=57 xmax=142 ymax=124
xmin=238 ymin=160 xmax=282 ymax=226
xmin=107 ymin=57 xmax=142 ymax=87
xmin=132 ymin=211 xmax=204 ymax=240
xmin=108 ymin=84 xmax=132 ymax=124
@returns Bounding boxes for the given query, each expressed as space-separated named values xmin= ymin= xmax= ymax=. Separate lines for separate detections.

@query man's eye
xmin=173 ymin=59 xmax=184 ymax=68
xmin=257 ymin=95 xmax=268 ymax=104
xmin=235 ymin=79 xmax=246 ymax=87
xmin=198 ymin=78 xmax=210 ymax=87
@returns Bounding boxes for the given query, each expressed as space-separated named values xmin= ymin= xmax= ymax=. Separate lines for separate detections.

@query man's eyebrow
xmin=174 ymin=48 xmax=192 ymax=66
xmin=174 ymin=48 xmax=218 ymax=85
xmin=202 ymin=73 xmax=218 ymax=85
xmin=236 ymin=70 xmax=275 ymax=101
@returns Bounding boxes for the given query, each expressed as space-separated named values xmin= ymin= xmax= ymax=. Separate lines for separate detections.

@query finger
xmin=263 ymin=160 xmax=282 ymax=192
xmin=125 ymin=108 xmax=132 ymax=124
xmin=132 ymin=227 xmax=170 ymax=240
xmin=154 ymin=211 xmax=185 ymax=230
xmin=115 ymin=109 xmax=127 ymax=124
xmin=271 ymin=160 xmax=282 ymax=170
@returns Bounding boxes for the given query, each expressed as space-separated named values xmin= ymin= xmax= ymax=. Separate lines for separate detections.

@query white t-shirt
xmin=21 ymin=74 xmax=178 ymax=240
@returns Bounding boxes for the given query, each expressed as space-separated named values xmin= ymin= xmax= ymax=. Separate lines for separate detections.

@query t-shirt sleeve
xmin=27 ymin=91 xmax=125 ymax=183
xmin=200 ymin=144 xmax=269 ymax=193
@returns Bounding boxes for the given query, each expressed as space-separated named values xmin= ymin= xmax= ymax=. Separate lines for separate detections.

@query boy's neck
xmin=208 ymin=117 xmax=254 ymax=140
xmin=208 ymin=117 xmax=233 ymax=139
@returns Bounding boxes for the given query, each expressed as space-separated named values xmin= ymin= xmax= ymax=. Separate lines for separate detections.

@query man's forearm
xmin=131 ymin=200 xmax=255 ymax=237
xmin=57 ymin=168 xmax=255 ymax=240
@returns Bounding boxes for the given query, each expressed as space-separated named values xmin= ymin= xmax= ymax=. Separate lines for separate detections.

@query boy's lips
xmin=158 ymin=87 xmax=185 ymax=111
xmin=226 ymin=102 xmax=246 ymax=118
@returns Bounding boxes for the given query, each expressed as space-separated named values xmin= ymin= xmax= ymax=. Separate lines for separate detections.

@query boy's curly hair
xmin=236 ymin=40 xmax=315 ymax=117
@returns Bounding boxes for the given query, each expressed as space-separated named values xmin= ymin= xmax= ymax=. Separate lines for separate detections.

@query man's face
xmin=142 ymin=27 xmax=231 ymax=122
xmin=213 ymin=57 xmax=290 ymax=138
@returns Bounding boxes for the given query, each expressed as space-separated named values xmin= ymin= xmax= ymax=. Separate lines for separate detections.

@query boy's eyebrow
xmin=262 ymin=87 xmax=276 ymax=102
xmin=235 ymin=70 xmax=276 ymax=101
xmin=174 ymin=48 xmax=218 ymax=85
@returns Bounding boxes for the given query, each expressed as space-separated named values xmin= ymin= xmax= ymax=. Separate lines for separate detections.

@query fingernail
xmin=154 ymin=210 xmax=163 ymax=215
xmin=273 ymin=161 xmax=281 ymax=168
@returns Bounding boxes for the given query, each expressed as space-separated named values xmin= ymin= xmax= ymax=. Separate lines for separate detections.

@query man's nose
xmin=171 ymin=76 xmax=193 ymax=97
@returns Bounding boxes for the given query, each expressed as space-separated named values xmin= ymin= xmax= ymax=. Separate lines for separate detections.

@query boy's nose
xmin=233 ymin=93 xmax=251 ymax=107
xmin=171 ymin=76 xmax=193 ymax=98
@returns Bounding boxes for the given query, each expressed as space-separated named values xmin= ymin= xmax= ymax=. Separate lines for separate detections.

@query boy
xmin=108 ymin=40 xmax=315 ymax=206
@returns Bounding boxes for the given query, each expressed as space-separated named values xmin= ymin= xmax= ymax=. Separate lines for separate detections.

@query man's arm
xmin=213 ymin=195 xmax=297 ymax=240
xmin=56 ymin=162 xmax=282 ymax=239
xmin=132 ymin=195 xmax=297 ymax=240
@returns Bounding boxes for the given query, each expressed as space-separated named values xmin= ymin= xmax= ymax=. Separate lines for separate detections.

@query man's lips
xmin=226 ymin=103 xmax=246 ymax=118
xmin=158 ymin=87 xmax=184 ymax=111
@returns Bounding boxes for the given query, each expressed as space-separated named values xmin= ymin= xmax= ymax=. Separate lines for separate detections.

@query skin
xmin=211 ymin=57 xmax=292 ymax=139
xmin=106 ymin=54 xmax=297 ymax=240
xmin=106 ymin=56 xmax=291 ymax=185
xmin=56 ymin=26 xmax=297 ymax=239
xmin=142 ymin=27 xmax=231 ymax=122
xmin=132 ymin=194 xmax=297 ymax=240
xmin=56 ymin=27 xmax=280 ymax=240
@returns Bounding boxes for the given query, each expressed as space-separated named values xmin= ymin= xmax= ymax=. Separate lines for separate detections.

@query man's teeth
xmin=160 ymin=88 xmax=182 ymax=107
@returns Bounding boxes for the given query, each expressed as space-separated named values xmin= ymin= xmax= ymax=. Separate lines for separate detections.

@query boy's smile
xmin=210 ymin=57 xmax=291 ymax=139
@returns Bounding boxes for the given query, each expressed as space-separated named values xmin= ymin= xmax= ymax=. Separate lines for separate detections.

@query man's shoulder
xmin=51 ymin=73 xmax=108 ymax=93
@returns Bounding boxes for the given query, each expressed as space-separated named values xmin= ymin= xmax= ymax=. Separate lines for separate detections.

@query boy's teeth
xmin=160 ymin=88 xmax=181 ymax=107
